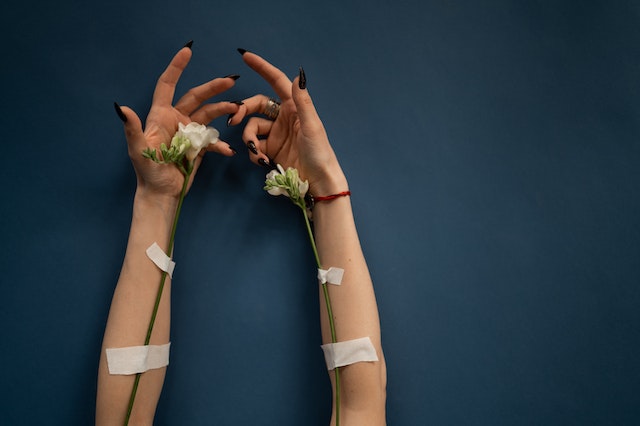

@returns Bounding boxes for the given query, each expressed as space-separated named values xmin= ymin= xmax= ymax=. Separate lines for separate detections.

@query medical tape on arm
xmin=106 ymin=343 xmax=171 ymax=375
xmin=321 ymin=337 xmax=379 ymax=370
xmin=317 ymin=267 xmax=344 ymax=285
xmin=146 ymin=242 xmax=175 ymax=278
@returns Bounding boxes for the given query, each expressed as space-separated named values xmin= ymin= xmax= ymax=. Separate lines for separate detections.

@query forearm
xmin=96 ymin=191 xmax=178 ymax=425
xmin=312 ymin=173 xmax=387 ymax=423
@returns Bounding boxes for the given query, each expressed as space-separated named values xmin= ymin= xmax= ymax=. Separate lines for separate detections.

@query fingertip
xmin=247 ymin=140 xmax=258 ymax=155
xmin=206 ymin=140 xmax=237 ymax=157
xmin=226 ymin=101 xmax=246 ymax=127
xmin=114 ymin=102 xmax=127 ymax=123
xmin=258 ymin=157 xmax=277 ymax=170
xmin=298 ymin=67 xmax=307 ymax=90
xmin=291 ymin=77 xmax=312 ymax=105
xmin=175 ymin=45 xmax=193 ymax=63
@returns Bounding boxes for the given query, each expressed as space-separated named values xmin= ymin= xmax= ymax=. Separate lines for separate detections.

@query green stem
xmin=124 ymin=166 xmax=192 ymax=425
xmin=302 ymin=208 xmax=341 ymax=426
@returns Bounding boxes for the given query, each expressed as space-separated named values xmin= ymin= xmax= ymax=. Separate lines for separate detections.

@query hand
xmin=115 ymin=45 xmax=240 ymax=200
xmin=230 ymin=50 xmax=348 ymax=196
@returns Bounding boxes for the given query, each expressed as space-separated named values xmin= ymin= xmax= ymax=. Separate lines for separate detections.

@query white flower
xmin=264 ymin=164 xmax=309 ymax=209
xmin=172 ymin=122 xmax=219 ymax=161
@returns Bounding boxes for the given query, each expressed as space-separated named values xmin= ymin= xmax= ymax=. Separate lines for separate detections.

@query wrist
xmin=309 ymin=165 xmax=349 ymax=197
xmin=132 ymin=190 xmax=179 ymax=225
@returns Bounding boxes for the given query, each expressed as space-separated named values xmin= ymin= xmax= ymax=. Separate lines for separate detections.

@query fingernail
xmin=229 ymin=146 xmax=237 ymax=155
xmin=237 ymin=48 xmax=248 ymax=55
xmin=267 ymin=157 xmax=278 ymax=170
xmin=230 ymin=100 xmax=244 ymax=105
xmin=258 ymin=158 xmax=272 ymax=168
xmin=184 ymin=40 xmax=194 ymax=49
xmin=298 ymin=67 xmax=307 ymax=90
xmin=226 ymin=114 xmax=234 ymax=127
xmin=114 ymin=102 xmax=127 ymax=123
xmin=247 ymin=141 xmax=258 ymax=155
xmin=224 ymin=74 xmax=240 ymax=80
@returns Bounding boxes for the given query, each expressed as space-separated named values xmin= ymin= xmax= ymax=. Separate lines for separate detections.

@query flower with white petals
xmin=264 ymin=164 xmax=309 ymax=209
xmin=173 ymin=122 xmax=219 ymax=161
xmin=143 ymin=122 xmax=219 ymax=173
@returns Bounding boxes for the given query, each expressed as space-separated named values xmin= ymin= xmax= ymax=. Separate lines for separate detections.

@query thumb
xmin=292 ymin=67 xmax=323 ymax=134
xmin=114 ymin=102 xmax=146 ymax=154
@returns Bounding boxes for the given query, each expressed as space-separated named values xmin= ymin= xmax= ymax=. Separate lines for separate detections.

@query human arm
xmin=96 ymin=44 xmax=239 ymax=425
xmin=238 ymin=51 xmax=387 ymax=426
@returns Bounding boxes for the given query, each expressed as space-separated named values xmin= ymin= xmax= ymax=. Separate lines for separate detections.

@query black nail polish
xmin=237 ymin=48 xmax=248 ymax=55
xmin=224 ymin=74 xmax=240 ymax=80
xmin=114 ymin=102 xmax=127 ymax=123
xmin=266 ymin=157 xmax=278 ymax=170
xmin=230 ymin=100 xmax=244 ymax=106
xmin=247 ymin=141 xmax=258 ymax=155
xmin=229 ymin=147 xmax=237 ymax=155
xmin=258 ymin=158 xmax=276 ymax=169
xmin=226 ymin=114 xmax=234 ymax=127
xmin=298 ymin=67 xmax=307 ymax=90
xmin=184 ymin=40 xmax=194 ymax=49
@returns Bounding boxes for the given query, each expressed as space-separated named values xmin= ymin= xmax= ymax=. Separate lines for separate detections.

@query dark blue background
xmin=1 ymin=1 xmax=638 ymax=424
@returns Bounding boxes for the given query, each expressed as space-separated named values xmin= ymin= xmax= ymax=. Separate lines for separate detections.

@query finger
xmin=242 ymin=117 xmax=274 ymax=164
xmin=226 ymin=101 xmax=247 ymax=127
xmin=292 ymin=70 xmax=324 ymax=134
xmin=174 ymin=75 xmax=239 ymax=116
xmin=228 ymin=94 xmax=277 ymax=125
xmin=204 ymin=138 xmax=237 ymax=157
xmin=190 ymin=101 xmax=241 ymax=126
xmin=239 ymin=50 xmax=292 ymax=101
xmin=115 ymin=104 xmax=146 ymax=155
xmin=152 ymin=47 xmax=192 ymax=107
xmin=242 ymin=117 xmax=274 ymax=147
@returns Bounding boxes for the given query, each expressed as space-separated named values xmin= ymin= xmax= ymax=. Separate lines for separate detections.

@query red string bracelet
xmin=314 ymin=191 xmax=351 ymax=202
xmin=305 ymin=191 xmax=351 ymax=209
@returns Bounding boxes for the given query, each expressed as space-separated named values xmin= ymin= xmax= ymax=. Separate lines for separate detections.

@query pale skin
xmin=96 ymin=46 xmax=386 ymax=425
xmin=96 ymin=46 xmax=239 ymax=425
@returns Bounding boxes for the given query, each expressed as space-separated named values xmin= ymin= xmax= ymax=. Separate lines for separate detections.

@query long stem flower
xmin=264 ymin=165 xmax=342 ymax=425
xmin=124 ymin=123 xmax=217 ymax=425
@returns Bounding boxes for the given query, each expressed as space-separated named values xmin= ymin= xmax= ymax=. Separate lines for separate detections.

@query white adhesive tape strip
xmin=146 ymin=242 xmax=175 ymax=278
xmin=317 ymin=267 xmax=344 ymax=285
xmin=106 ymin=343 xmax=171 ymax=375
xmin=321 ymin=337 xmax=378 ymax=370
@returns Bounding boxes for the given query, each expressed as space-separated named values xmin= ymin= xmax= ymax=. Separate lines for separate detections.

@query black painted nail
xmin=114 ymin=102 xmax=127 ymax=123
xmin=224 ymin=74 xmax=240 ymax=80
xmin=226 ymin=114 xmax=234 ymax=127
xmin=229 ymin=146 xmax=237 ymax=155
xmin=258 ymin=158 xmax=273 ymax=168
xmin=247 ymin=141 xmax=258 ymax=155
xmin=230 ymin=100 xmax=244 ymax=106
xmin=184 ymin=40 xmax=194 ymax=49
xmin=298 ymin=67 xmax=307 ymax=90
xmin=237 ymin=48 xmax=248 ymax=55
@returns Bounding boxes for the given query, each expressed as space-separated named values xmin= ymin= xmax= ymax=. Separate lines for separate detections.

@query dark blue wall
xmin=1 ymin=1 xmax=639 ymax=424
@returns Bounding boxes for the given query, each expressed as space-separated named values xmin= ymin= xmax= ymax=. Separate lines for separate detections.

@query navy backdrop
xmin=1 ymin=1 xmax=639 ymax=424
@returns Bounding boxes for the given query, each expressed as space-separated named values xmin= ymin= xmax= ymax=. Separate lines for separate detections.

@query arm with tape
xmin=96 ymin=43 xmax=240 ymax=425
xmin=239 ymin=51 xmax=387 ymax=425
xmin=313 ymin=191 xmax=387 ymax=425
xmin=96 ymin=182 xmax=177 ymax=425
